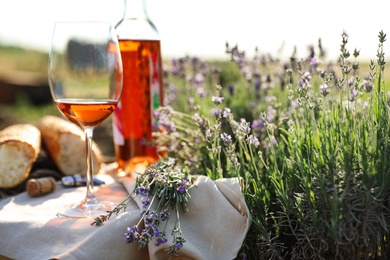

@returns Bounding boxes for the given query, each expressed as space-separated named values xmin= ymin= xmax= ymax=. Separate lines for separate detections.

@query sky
xmin=0 ymin=0 xmax=389 ymax=61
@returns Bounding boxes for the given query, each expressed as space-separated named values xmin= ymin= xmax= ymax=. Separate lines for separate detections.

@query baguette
xmin=0 ymin=124 xmax=41 ymax=189
xmin=37 ymin=115 xmax=103 ymax=176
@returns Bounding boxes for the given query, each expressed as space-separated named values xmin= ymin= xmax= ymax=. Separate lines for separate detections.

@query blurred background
xmin=0 ymin=0 xmax=389 ymax=156
xmin=1 ymin=0 xmax=389 ymax=60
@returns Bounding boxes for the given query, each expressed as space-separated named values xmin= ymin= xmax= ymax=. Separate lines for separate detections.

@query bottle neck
xmin=116 ymin=0 xmax=159 ymax=40
xmin=122 ymin=0 xmax=148 ymax=20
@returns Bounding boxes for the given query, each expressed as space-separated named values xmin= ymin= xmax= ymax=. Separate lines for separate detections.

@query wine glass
xmin=48 ymin=21 xmax=123 ymax=218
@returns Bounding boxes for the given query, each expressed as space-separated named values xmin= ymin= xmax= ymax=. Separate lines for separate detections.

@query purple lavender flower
xmin=153 ymin=229 xmax=161 ymax=237
xmin=194 ymin=73 xmax=204 ymax=84
xmin=302 ymin=71 xmax=311 ymax=80
xmin=177 ymin=186 xmax=186 ymax=193
xmin=188 ymin=97 xmax=195 ymax=106
xmin=254 ymin=79 xmax=261 ymax=92
xmin=175 ymin=242 xmax=183 ymax=250
xmin=310 ymin=57 xmax=319 ymax=67
xmin=197 ymin=87 xmax=206 ymax=98
xmin=205 ymin=129 xmax=212 ymax=139
xmin=269 ymin=136 xmax=276 ymax=145
xmin=319 ymin=84 xmax=330 ymax=96
xmin=252 ymin=119 xmax=265 ymax=133
xmin=160 ymin=209 xmax=170 ymax=221
xmin=362 ymin=79 xmax=373 ymax=92
xmin=124 ymin=225 xmax=140 ymax=244
xmin=240 ymin=119 xmax=251 ymax=134
xmin=347 ymin=76 xmax=355 ymax=87
xmin=170 ymin=59 xmax=181 ymax=76
xmin=142 ymin=198 xmax=151 ymax=209
xmin=211 ymin=108 xmax=222 ymax=118
xmin=247 ymin=135 xmax=260 ymax=147
xmin=153 ymin=106 xmax=169 ymax=120
xmin=298 ymin=80 xmax=303 ymax=87
xmin=192 ymin=113 xmax=205 ymax=127
xmin=221 ymin=133 xmax=232 ymax=145
xmin=144 ymin=211 xmax=159 ymax=225
xmin=155 ymin=233 xmax=168 ymax=246
xmin=350 ymin=88 xmax=358 ymax=101
xmin=211 ymin=96 xmax=224 ymax=105
xmin=177 ymin=179 xmax=188 ymax=193
xmin=266 ymin=106 xmax=277 ymax=122
xmin=222 ymin=108 xmax=231 ymax=118
xmin=135 ymin=185 xmax=150 ymax=196
xmin=297 ymin=71 xmax=312 ymax=94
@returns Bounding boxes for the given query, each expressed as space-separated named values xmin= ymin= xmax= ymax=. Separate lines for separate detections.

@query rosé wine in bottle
xmin=113 ymin=0 xmax=164 ymax=175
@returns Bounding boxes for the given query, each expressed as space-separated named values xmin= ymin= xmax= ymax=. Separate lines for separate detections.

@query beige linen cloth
xmin=0 ymin=165 xmax=250 ymax=260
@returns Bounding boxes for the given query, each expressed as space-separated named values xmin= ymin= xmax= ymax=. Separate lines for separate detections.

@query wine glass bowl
xmin=48 ymin=21 xmax=123 ymax=218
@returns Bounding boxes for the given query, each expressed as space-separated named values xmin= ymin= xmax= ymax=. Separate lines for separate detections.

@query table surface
xmin=0 ymin=164 xmax=250 ymax=260
xmin=0 ymin=170 xmax=148 ymax=259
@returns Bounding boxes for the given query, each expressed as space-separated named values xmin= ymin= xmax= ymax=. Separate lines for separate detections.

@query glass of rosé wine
xmin=48 ymin=21 xmax=123 ymax=218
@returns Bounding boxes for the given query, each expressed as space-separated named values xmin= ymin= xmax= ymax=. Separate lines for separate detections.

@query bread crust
xmin=0 ymin=124 xmax=41 ymax=188
xmin=37 ymin=115 xmax=103 ymax=176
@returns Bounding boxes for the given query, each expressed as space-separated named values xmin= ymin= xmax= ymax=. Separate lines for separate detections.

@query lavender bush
xmin=95 ymin=30 xmax=390 ymax=259
xmin=155 ymin=31 xmax=390 ymax=259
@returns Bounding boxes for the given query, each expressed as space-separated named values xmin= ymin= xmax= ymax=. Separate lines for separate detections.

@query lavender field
xmin=2 ymin=30 xmax=390 ymax=258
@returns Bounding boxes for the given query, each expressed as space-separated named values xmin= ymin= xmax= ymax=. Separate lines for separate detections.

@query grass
xmin=0 ymin=45 xmax=48 ymax=73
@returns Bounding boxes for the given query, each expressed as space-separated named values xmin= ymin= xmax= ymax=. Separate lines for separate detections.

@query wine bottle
xmin=113 ymin=0 xmax=164 ymax=176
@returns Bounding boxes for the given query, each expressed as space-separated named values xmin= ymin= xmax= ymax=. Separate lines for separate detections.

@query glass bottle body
xmin=113 ymin=0 xmax=164 ymax=175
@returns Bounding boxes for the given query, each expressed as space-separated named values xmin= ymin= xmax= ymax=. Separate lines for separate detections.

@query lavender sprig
xmin=93 ymin=158 xmax=196 ymax=257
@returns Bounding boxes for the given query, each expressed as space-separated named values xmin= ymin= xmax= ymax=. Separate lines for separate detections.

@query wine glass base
xmin=57 ymin=201 xmax=114 ymax=219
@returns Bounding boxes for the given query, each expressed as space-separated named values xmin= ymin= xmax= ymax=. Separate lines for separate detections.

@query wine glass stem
xmin=83 ymin=127 xmax=98 ymax=205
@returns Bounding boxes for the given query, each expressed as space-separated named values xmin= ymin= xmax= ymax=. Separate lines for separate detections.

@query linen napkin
xmin=121 ymin=175 xmax=251 ymax=260
xmin=0 ymin=164 xmax=250 ymax=260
